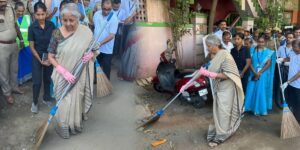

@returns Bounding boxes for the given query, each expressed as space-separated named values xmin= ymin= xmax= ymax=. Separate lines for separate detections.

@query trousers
xmin=96 ymin=53 xmax=113 ymax=80
xmin=32 ymin=53 xmax=53 ymax=105
xmin=0 ymin=43 xmax=19 ymax=96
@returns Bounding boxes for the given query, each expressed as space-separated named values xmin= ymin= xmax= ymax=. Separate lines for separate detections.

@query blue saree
xmin=244 ymin=47 xmax=274 ymax=115
xmin=18 ymin=46 xmax=33 ymax=84
xmin=17 ymin=16 xmax=33 ymax=84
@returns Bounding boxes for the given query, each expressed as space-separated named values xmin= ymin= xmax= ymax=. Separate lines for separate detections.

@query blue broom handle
xmin=162 ymin=71 xmax=201 ymax=111
xmin=273 ymin=34 xmax=287 ymax=104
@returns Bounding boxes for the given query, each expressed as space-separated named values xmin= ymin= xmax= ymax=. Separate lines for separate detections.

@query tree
xmin=254 ymin=0 xmax=285 ymax=30
xmin=169 ymin=0 xmax=193 ymax=46
xmin=168 ymin=0 xmax=193 ymax=66
xmin=208 ymin=0 xmax=218 ymax=33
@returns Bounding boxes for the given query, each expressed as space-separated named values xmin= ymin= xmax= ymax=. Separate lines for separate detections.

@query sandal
xmin=208 ymin=142 xmax=219 ymax=148
xmin=13 ymin=88 xmax=24 ymax=94
xmin=6 ymin=95 xmax=14 ymax=105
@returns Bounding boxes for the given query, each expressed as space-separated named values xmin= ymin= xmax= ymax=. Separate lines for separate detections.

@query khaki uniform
xmin=0 ymin=5 xmax=19 ymax=96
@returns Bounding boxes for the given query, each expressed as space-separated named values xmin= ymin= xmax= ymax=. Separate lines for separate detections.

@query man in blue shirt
xmin=274 ymin=32 xmax=294 ymax=104
xmin=93 ymin=0 xmax=118 ymax=79
xmin=214 ymin=20 xmax=227 ymax=40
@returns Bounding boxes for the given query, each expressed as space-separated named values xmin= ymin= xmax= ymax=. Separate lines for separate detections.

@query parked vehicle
xmin=152 ymin=40 xmax=210 ymax=108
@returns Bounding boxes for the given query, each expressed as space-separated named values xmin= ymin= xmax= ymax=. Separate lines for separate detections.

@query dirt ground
xmin=135 ymin=85 xmax=300 ymax=150
xmin=0 ymin=66 xmax=300 ymax=150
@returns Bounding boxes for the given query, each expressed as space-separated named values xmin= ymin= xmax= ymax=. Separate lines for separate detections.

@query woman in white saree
xmin=48 ymin=3 xmax=100 ymax=138
xmin=199 ymin=34 xmax=244 ymax=148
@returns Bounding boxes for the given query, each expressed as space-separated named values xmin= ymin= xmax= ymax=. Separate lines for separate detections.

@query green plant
xmin=254 ymin=0 xmax=285 ymax=30
xmin=168 ymin=0 xmax=193 ymax=47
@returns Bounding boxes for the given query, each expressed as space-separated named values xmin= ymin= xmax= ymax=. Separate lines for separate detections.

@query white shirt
xmin=89 ymin=0 xmax=102 ymax=10
xmin=214 ymin=30 xmax=223 ymax=40
xmin=221 ymin=41 xmax=234 ymax=53
xmin=288 ymin=51 xmax=300 ymax=89
xmin=202 ymin=35 xmax=209 ymax=58
xmin=121 ymin=0 xmax=139 ymax=19
xmin=278 ymin=46 xmax=292 ymax=58
xmin=50 ymin=0 xmax=60 ymax=18
xmin=113 ymin=9 xmax=127 ymax=23
xmin=93 ymin=10 xmax=119 ymax=54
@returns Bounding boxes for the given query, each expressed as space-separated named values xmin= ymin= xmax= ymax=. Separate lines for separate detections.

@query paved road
xmin=41 ymin=69 xmax=143 ymax=150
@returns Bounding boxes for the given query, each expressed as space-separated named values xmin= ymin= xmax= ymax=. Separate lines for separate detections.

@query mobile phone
xmin=42 ymin=53 xmax=48 ymax=62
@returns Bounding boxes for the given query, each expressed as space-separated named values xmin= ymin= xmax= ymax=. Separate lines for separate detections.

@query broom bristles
xmin=96 ymin=67 xmax=113 ymax=97
xmin=33 ymin=121 xmax=49 ymax=150
xmin=281 ymin=107 xmax=300 ymax=139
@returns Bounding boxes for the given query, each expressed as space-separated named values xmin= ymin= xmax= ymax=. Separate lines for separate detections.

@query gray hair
xmin=205 ymin=34 xmax=222 ymax=47
xmin=60 ymin=3 xmax=81 ymax=21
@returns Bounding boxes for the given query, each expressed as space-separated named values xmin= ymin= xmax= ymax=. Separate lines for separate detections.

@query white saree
xmin=51 ymin=25 xmax=99 ymax=138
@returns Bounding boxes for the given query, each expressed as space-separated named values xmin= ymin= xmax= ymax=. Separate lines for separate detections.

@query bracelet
xmin=20 ymin=40 xmax=24 ymax=42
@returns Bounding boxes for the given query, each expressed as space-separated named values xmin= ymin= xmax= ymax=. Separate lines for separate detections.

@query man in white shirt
xmin=274 ymin=32 xmax=294 ymax=103
xmin=121 ymin=0 xmax=138 ymax=24
xmin=93 ymin=0 xmax=118 ymax=79
xmin=221 ymin=30 xmax=234 ymax=53
xmin=214 ymin=20 xmax=227 ymax=40
xmin=281 ymin=39 xmax=300 ymax=124
xmin=112 ymin=0 xmax=126 ymax=22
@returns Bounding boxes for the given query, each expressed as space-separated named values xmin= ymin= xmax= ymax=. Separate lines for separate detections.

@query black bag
xmin=157 ymin=61 xmax=176 ymax=92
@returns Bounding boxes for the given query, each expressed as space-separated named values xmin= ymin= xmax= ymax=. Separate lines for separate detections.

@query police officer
xmin=0 ymin=0 xmax=24 ymax=104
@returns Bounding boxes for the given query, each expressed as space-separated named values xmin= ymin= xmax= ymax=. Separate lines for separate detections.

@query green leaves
xmin=168 ymin=0 xmax=193 ymax=47
xmin=254 ymin=0 xmax=285 ymax=31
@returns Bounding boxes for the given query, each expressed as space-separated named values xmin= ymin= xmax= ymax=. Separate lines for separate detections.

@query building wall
xmin=284 ymin=0 xmax=300 ymax=25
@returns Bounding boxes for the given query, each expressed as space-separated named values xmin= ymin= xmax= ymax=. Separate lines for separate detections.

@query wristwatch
xmin=20 ymin=40 xmax=24 ymax=42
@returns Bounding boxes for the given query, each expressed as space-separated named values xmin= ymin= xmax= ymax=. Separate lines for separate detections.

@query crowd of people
xmin=198 ymin=20 xmax=300 ymax=147
xmin=0 ymin=0 xmax=138 ymax=139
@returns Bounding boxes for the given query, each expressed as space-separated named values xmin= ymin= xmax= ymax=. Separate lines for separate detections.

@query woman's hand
xmin=254 ymin=72 xmax=261 ymax=80
xmin=41 ymin=60 xmax=51 ymax=66
xmin=56 ymin=65 xmax=76 ymax=84
xmin=82 ymin=51 xmax=94 ymax=63
xmin=240 ymin=72 xmax=244 ymax=78
xmin=199 ymin=67 xmax=218 ymax=79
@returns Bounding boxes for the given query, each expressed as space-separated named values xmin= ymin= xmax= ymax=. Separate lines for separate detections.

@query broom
xmin=137 ymin=70 xmax=202 ymax=129
xmin=96 ymin=60 xmax=112 ymax=97
xmin=32 ymin=12 xmax=114 ymax=150
xmin=273 ymin=35 xmax=300 ymax=139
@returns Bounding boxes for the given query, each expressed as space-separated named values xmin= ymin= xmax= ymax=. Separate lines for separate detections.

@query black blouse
xmin=230 ymin=46 xmax=251 ymax=71
xmin=28 ymin=20 xmax=55 ymax=53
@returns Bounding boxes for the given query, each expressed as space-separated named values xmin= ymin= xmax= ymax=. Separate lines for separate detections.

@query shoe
xmin=5 ymin=95 xmax=14 ymax=105
xmin=31 ymin=103 xmax=38 ymax=113
xmin=13 ymin=88 xmax=24 ymax=94
xmin=43 ymin=98 xmax=56 ymax=108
